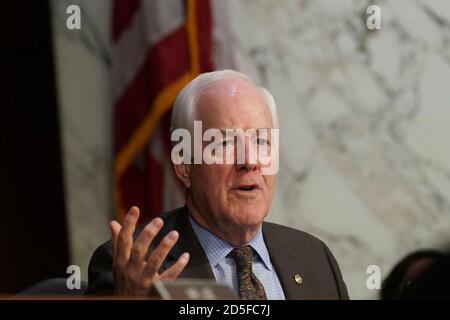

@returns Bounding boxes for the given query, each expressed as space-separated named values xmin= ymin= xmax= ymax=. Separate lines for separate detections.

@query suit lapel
xmin=262 ymin=223 xmax=316 ymax=299
xmin=161 ymin=206 xmax=215 ymax=280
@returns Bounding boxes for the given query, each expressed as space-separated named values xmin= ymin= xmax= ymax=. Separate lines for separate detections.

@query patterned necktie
xmin=229 ymin=246 xmax=267 ymax=300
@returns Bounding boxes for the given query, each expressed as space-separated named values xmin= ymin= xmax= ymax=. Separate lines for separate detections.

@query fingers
xmin=116 ymin=206 xmax=140 ymax=268
xmin=110 ymin=220 xmax=122 ymax=267
xmin=144 ymin=230 xmax=180 ymax=277
xmin=129 ymin=218 xmax=164 ymax=267
xmin=160 ymin=252 xmax=190 ymax=281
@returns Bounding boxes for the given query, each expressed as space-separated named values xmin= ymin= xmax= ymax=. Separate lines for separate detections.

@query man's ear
xmin=173 ymin=163 xmax=191 ymax=188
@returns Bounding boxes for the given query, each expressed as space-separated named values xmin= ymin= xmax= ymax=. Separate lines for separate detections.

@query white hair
xmin=170 ymin=69 xmax=279 ymax=133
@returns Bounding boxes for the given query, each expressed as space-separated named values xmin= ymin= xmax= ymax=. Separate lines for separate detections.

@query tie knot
xmin=230 ymin=245 xmax=254 ymax=270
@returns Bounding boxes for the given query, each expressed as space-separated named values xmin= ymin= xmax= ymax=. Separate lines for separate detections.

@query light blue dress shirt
xmin=188 ymin=215 xmax=286 ymax=300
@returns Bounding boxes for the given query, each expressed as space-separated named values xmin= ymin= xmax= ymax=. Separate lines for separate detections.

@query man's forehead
xmin=199 ymin=79 xmax=262 ymax=102
xmin=193 ymin=79 xmax=273 ymax=129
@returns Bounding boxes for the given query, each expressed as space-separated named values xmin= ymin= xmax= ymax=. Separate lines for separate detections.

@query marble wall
xmin=51 ymin=0 xmax=450 ymax=298
xmin=51 ymin=0 xmax=113 ymax=280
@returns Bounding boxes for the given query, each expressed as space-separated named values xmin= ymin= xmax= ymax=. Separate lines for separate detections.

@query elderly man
xmin=86 ymin=70 xmax=349 ymax=300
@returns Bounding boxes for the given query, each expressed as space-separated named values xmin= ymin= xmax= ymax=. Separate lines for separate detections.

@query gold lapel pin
xmin=294 ymin=274 xmax=303 ymax=285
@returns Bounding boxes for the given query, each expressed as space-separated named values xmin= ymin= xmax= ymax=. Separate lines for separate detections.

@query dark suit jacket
xmin=86 ymin=206 xmax=349 ymax=299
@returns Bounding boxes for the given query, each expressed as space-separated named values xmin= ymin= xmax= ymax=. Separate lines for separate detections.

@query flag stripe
xmin=196 ymin=0 xmax=213 ymax=71
xmin=112 ymin=0 xmax=185 ymax=99
xmin=114 ymin=26 xmax=190 ymax=153
xmin=112 ymin=0 xmax=141 ymax=42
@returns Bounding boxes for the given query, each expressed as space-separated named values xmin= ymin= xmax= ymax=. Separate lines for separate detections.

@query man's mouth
xmin=239 ymin=185 xmax=256 ymax=191
xmin=234 ymin=184 xmax=260 ymax=192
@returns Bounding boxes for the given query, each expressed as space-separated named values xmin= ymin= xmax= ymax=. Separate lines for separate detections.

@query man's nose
xmin=235 ymin=139 xmax=258 ymax=172
xmin=237 ymin=161 xmax=257 ymax=172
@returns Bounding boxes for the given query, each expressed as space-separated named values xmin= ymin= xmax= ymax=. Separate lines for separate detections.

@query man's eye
xmin=221 ymin=140 xmax=234 ymax=147
xmin=257 ymin=138 xmax=268 ymax=145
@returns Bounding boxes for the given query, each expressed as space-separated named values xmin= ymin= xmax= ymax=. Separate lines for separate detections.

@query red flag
xmin=112 ymin=0 xmax=213 ymax=222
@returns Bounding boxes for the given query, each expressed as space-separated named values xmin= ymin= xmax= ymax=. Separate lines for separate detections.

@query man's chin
xmin=227 ymin=211 xmax=266 ymax=229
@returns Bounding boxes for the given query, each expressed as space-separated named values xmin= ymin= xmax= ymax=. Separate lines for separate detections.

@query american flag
xmin=112 ymin=0 xmax=213 ymax=222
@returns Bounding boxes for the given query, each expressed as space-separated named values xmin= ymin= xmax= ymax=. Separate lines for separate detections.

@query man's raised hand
xmin=110 ymin=206 xmax=190 ymax=297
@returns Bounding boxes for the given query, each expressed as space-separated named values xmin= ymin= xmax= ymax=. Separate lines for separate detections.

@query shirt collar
xmin=188 ymin=215 xmax=273 ymax=271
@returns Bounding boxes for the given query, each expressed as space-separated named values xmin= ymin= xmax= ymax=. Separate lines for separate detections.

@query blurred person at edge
xmin=382 ymin=250 xmax=450 ymax=299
